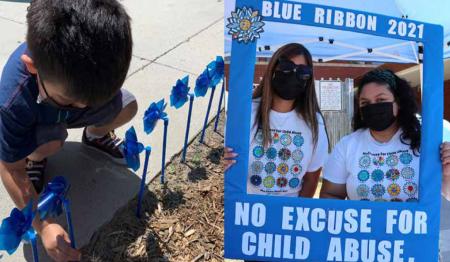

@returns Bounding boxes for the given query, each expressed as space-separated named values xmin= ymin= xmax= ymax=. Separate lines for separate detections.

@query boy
xmin=0 ymin=0 xmax=136 ymax=260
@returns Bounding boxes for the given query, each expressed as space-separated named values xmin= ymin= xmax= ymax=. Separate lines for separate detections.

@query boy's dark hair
xmin=26 ymin=0 xmax=133 ymax=106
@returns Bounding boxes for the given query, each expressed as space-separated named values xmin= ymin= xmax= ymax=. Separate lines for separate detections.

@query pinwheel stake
xmin=199 ymin=56 xmax=224 ymax=143
xmin=37 ymin=176 xmax=75 ymax=248
xmin=161 ymin=118 xmax=169 ymax=184
xmin=214 ymin=80 xmax=225 ymax=133
xmin=143 ymin=99 xmax=168 ymax=184
xmin=0 ymin=201 xmax=39 ymax=262
xmin=182 ymin=94 xmax=195 ymax=163
xmin=136 ymin=147 xmax=152 ymax=218
xmin=62 ymin=199 xmax=75 ymax=248
xmin=169 ymin=76 xmax=194 ymax=163
xmin=200 ymin=85 xmax=216 ymax=144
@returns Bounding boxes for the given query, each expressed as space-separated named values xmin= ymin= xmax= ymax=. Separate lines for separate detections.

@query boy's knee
xmin=29 ymin=140 xmax=64 ymax=160
xmin=125 ymin=100 xmax=138 ymax=118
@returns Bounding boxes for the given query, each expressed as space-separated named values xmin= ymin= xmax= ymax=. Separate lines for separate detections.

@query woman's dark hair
xmin=353 ymin=69 xmax=421 ymax=155
xmin=26 ymin=0 xmax=133 ymax=106
xmin=253 ymin=43 xmax=323 ymax=148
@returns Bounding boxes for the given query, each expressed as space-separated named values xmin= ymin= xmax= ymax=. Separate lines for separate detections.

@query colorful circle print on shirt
xmin=357 ymin=184 xmax=370 ymax=198
xmin=277 ymin=163 xmax=289 ymax=175
xmin=266 ymin=147 xmax=277 ymax=160
xmin=386 ymin=154 xmax=399 ymax=167
xmin=371 ymin=184 xmax=386 ymax=198
xmin=401 ymin=166 xmax=415 ymax=179
xmin=292 ymin=149 xmax=304 ymax=162
xmin=403 ymin=182 xmax=417 ymax=196
xmin=357 ymin=170 xmax=370 ymax=182
xmin=277 ymin=177 xmax=288 ymax=188
xmin=278 ymin=148 xmax=291 ymax=161
xmin=251 ymin=161 xmax=263 ymax=175
xmin=255 ymin=131 xmax=264 ymax=143
xmin=280 ymin=134 xmax=292 ymax=146
xmin=359 ymin=155 xmax=371 ymax=168
xmin=372 ymin=156 xmax=385 ymax=167
xmin=371 ymin=169 xmax=384 ymax=182
xmin=250 ymin=175 xmax=262 ymax=186
xmin=289 ymin=178 xmax=300 ymax=188
xmin=293 ymin=134 xmax=304 ymax=147
xmin=264 ymin=162 xmax=276 ymax=174
xmin=399 ymin=152 xmax=413 ymax=165
xmin=387 ymin=183 xmax=401 ymax=197
xmin=273 ymin=133 xmax=280 ymax=144
xmin=253 ymin=146 xmax=264 ymax=158
xmin=291 ymin=164 xmax=302 ymax=176
xmin=263 ymin=176 xmax=275 ymax=188
xmin=386 ymin=168 xmax=400 ymax=181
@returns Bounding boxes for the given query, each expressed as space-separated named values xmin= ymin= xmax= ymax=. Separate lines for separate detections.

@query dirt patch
xmin=81 ymin=113 xmax=226 ymax=262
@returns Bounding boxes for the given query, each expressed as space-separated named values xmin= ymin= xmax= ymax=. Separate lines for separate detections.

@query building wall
xmin=225 ymin=63 xmax=377 ymax=89
xmin=225 ymin=63 xmax=450 ymax=121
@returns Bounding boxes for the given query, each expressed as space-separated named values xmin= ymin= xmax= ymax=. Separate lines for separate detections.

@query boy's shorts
xmin=36 ymin=89 xmax=136 ymax=146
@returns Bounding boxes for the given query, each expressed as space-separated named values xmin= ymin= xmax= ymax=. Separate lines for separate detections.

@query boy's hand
xmin=224 ymin=147 xmax=238 ymax=172
xmin=39 ymin=222 xmax=81 ymax=262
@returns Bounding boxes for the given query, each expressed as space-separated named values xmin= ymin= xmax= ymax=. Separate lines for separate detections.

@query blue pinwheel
xmin=123 ymin=126 xmax=145 ymax=171
xmin=194 ymin=69 xmax=211 ymax=97
xmin=0 ymin=201 xmax=35 ymax=254
xmin=207 ymin=56 xmax=224 ymax=87
xmin=37 ymin=176 xmax=76 ymax=248
xmin=38 ymin=176 xmax=69 ymax=220
xmin=143 ymin=99 xmax=168 ymax=134
xmin=170 ymin=75 xmax=190 ymax=109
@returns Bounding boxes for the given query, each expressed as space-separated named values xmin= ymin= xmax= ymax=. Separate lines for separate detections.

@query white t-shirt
xmin=323 ymin=128 xmax=420 ymax=202
xmin=247 ymin=99 xmax=329 ymax=197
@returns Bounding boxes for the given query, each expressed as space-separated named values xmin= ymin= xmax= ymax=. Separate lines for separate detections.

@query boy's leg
xmin=28 ymin=140 xmax=64 ymax=162
xmin=85 ymin=99 xmax=137 ymax=137
xmin=67 ymin=89 xmax=137 ymax=163
xmin=26 ymin=124 xmax=68 ymax=193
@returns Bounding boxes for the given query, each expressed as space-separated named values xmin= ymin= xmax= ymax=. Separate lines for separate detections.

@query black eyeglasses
xmin=37 ymin=74 xmax=83 ymax=110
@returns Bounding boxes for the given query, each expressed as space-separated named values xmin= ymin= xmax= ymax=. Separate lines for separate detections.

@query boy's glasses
xmin=276 ymin=59 xmax=313 ymax=81
xmin=37 ymin=74 xmax=83 ymax=111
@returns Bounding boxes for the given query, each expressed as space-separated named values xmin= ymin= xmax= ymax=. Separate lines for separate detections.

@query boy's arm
xmin=0 ymin=159 xmax=81 ymax=261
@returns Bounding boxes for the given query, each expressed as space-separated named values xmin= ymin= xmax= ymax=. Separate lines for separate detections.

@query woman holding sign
xmin=320 ymin=69 xmax=450 ymax=201
xmin=224 ymin=43 xmax=329 ymax=197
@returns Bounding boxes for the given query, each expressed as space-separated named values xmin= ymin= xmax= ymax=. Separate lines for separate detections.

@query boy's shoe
xmin=26 ymin=158 xmax=46 ymax=194
xmin=82 ymin=129 xmax=126 ymax=165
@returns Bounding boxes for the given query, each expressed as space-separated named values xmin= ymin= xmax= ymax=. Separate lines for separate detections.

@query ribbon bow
xmin=194 ymin=69 xmax=212 ymax=97
xmin=123 ymin=126 xmax=145 ymax=171
xmin=207 ymin=56 xmax=224 ymax=87
xmin=38 ymin=176 xmax=69 ymax=220
xmin=0 ymin=201 xmax=35 ymax=254
xmin=170 ymin=75 xmax=190 ymax=109
xmin=143 ymin=99 xmax=168 ymax=134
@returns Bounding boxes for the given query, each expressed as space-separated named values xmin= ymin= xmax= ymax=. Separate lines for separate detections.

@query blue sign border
xmin=224 ymin=0 xmax=443 ymax=261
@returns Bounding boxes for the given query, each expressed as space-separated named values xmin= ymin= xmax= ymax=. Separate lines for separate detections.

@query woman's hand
xmin=440 ymin=142 xmax=450 ymax=200
xmin=223 ymin=147 xmax=238 ymax=172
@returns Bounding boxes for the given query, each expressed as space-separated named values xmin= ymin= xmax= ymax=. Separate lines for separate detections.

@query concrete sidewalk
xmin=0 ymin=0 xmax=224 ymax=261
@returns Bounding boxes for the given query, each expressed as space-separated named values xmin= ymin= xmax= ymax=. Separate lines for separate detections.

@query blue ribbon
xmin=37 ymin=176 xmax=69 ymax=220
xmin=194 ymin=69 xmax=212 ymax=97
xmin=170 ymin=75 xmax=190 ymax=109
xmin=207 ymin=56 xmax=225 ymax=87
xmin=123 ymin=126 xmax=145 ymax=171
xmin=0 ymin=201 xmax=35 ymax=255
xmin=143 ymin=99 xmax=168 ymax=134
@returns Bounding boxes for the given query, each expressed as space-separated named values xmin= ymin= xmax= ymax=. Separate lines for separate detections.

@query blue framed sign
xmin=224 ymin=0 xmax=444 ymax=261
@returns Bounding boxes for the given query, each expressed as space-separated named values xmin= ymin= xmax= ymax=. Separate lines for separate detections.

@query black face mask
xmin=271 ymin=60 xmax=312 ymax=101
xmin=360 ymin=102 xmax=396 ymax=131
